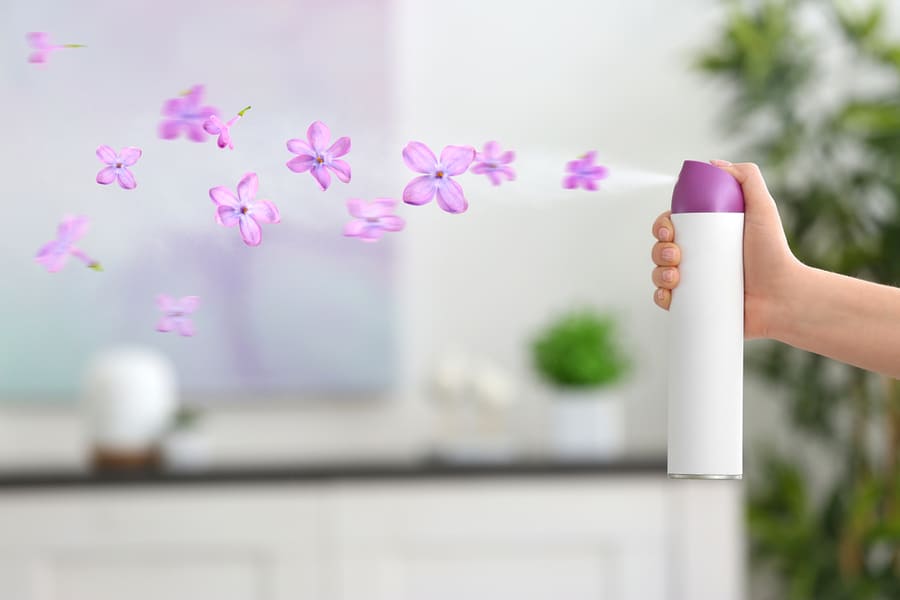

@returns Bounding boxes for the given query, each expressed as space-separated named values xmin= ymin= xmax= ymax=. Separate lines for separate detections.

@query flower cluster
xmin=29 ymin=31 xmax=613 ymax=339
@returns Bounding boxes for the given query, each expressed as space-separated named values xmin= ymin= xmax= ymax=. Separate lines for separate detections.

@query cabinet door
xmin=330 ymin=478 xmax=669 ymax=600
xmin=0 ymin=487 xmax=322 ymax=600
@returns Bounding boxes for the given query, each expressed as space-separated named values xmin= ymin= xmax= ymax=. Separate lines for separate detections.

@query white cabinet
xmin=0 ymin=476 xmax=743 ymax=600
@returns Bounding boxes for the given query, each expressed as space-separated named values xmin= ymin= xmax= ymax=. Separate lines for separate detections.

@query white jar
xmin=82 ymin=346 xmax=178 ymax=453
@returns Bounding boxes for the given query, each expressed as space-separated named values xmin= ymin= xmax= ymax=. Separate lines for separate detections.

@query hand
xmin=651 ymin=160 xmax=802 ymax=339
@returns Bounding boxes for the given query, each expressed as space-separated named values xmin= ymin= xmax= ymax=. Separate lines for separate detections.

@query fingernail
xmin=662 ymin=269 xmax=675 ymax=283
xmin=656 ymin=288 xmax=665 ymax=302
xmin=710 ymin=159 xmax=732 ymax=167
xmin=661 ymin=248 xmax=675 ymax=261
xmin=658 ymin=227 xmax=671 ymax=242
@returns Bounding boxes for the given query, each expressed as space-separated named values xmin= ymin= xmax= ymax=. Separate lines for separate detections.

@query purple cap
xmin=671 ymin=160 xmax=744 ymax=214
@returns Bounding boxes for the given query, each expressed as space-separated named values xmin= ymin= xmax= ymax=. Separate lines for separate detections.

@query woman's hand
xmin=651 ymin=161 xmax=801 ymax=339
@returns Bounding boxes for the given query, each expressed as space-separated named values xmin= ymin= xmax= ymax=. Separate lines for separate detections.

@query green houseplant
xmin=698 ymin=1 xmax=900 ymax=598
xmin=532 ymin=310 xmax=630 ymax=457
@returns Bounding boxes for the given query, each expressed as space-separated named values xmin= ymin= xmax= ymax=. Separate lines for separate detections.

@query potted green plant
xmin=532 ymin=310 xmax=631 ymax=458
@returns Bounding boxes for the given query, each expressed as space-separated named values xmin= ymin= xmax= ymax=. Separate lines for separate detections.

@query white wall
xmin=0 ymin=0 xmax=743 ymax=467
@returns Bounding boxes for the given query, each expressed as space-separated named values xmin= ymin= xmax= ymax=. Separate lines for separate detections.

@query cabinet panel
xmin=332 ymin=478 xmax=669 ymax=600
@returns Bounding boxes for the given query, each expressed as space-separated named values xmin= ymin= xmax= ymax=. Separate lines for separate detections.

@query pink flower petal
xmin=584 ymin=178 xmax=598 ymax=191
xmin=563 ymin=174 xmax=580 ymax=189
xmin=482 ymin=141 xmax=501 ymax=160
xmin=175 ymin=318 xmax=195 ymax=337
xmin=486 ymin=170 xmax=503 ymax=186
xmin=28 ymin=51 xmax=49 ymax=64
xmin=239 ymin=215 xmax=262 ymax=246
xmin=58 ymin=216 xmax=89 ymax=243
xmin=327 ymin=136 xmax=351 ymax=158
xmin=499 ymin=150 xmax=515 ymax=164
xmin=306 ymin=121 xmax=331 ymax=152
xmin=157 ymin=294 xmax=175 ymax=311
xmin=26 ymin=32 xmax=50 ymax=49
xmin=96 ymin=167 xmax=116 ymax=185
xmin=117 ymin=168 xmax=136 ymax=190
xmin=237 ymin=172 xmax=258 ymax=203
xmin=178 ymin=296 xmax=200 ymax=314
xmin=96 ymin=145 xmax=117 ymax=164
xmin=402 ymin=141 xmax=437 ymax=174
xmin=158 ymin=120 xmax=183 ymax=139
xmin=217 ymin=131 xmax=232 ymax=149
xmin=35 ymin=242 xmax=68 ymax=273
xmin=120 ymin=147 xmax=142 ymax=166
xmin=402 ymin=176 xmax=436 ymax=205
xmin=358 ymin=226 xmax=385 ymax=242
xmin=250 ymin=200 xmax=280 ymax=224
xmin=379 ymin=215 xmax=405 ymax=232
xmin=590 ymin=165 xmax=610 ymax=179
xmin=440 ymin=145 xmax=476 ymax=176
xmin=344 ymin=219 xmax=366 ymax=237
xmin=186 ymin=123 xmax=207 ymax=143
xmin=203 ymin=116 xmax=223 ymax=134
xmin=286 ymin=155 xmax=315 ymax=173
xmin=156 ymin=316 xmax=176 ymax=333
xmin=286 ymin=138 xmax=313 ymax=155
xmin=209 ymin=186 xmax=239 ymax=208
xmin=497 ymin=166 xmax=516 ymax=181
xmin=346 ymin=199 xmax=367 ymax=219
xmin=370 ymin=198 xmax=398 ymax=217
xmin=311 ymin=166 xmax=331 ymax=191
xmin=328 ymin=159 xmax=351 ymax=183
xmin=161 ymin=98 xmax=182 ymax=118
xmin=470 ymin=163 xmax=490 ymax=175
xmin=435 ymin=178 xmax=468 ymax=214
xmin=217 ymin=205 xmax=241 ymax=227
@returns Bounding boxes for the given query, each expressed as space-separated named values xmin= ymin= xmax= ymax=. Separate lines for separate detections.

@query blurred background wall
xmin=0 ymin=0 xmax=740 ymax=467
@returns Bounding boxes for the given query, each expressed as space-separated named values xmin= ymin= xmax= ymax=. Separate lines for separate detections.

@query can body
xmin=667 ymin=212 xmax=744 ymax=479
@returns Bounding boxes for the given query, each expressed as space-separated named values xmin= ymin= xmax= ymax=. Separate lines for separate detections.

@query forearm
xmin=769 ymin=264 xmax=900 ymax=379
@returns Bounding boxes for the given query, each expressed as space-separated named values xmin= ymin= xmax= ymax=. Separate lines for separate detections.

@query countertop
xmin=0 ymin=456 xmax=667 ymax=490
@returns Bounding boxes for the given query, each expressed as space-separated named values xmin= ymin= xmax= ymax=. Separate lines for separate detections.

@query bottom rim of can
xmin=668 ymin=473 xmax=742 ymax=480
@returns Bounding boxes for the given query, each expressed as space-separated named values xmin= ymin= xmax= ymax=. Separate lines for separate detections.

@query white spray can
xmin=668 ymin=160 xmax=745 ymax=479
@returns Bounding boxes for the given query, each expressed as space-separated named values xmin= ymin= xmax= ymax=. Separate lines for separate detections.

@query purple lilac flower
xmin=285 ymin=121 xmax=352 ymax=191
xmin=96 ymin=145 xmax=142 ymax=190
xmin=471 ymin=141 xmax=516 ymax=186
xmin=26 ymin=32 xmax=84 ymax=64
xmin=35 ymin=216 xmax=102 ymax=273
xmin=203 ymin=106 xmax=251 ymax=150
xmin=563 ymin=151 xmax=609 ymax=191
xmin=156 ymin=295 xmax=199 ymax=337
xmin=343 ymin=198 xmax=405 ymax=242
xmin=401 ymin=141 xmax=475 ymax=214
xmin=158 ymin=85 xmax=220 ymax=142
xmin=209 ymin=173 xmax=280 ymax=247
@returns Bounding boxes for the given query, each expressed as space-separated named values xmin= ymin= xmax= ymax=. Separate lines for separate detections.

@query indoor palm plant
xmin=532 ymin=310 xmax=630 ymax=458
xmin=698 ymin=1 xmax=900 ymax=598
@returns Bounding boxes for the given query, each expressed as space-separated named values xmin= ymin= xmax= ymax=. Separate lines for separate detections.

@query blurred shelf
xmin=0 ymin=456 xmax=666 ymax=490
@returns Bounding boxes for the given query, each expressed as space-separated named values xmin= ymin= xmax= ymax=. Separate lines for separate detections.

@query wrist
xmin=761 ymin=258 xmax=811 ymax=342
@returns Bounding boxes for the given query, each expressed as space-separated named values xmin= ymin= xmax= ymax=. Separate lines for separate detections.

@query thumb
xmin=709 ymin=160 xmax=776 ymax=213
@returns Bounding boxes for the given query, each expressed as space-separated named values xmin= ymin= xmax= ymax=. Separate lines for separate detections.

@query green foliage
xmin=698 ymin=1 xmax=900 ymax=597
xmin=531 ymin=310 xmax=630 ymax=390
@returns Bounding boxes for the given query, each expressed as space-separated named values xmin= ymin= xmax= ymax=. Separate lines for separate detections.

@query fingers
xmin=709 ymin=160 xmax=774 ymax=207
xmin=654 ymin=287 xmax=671 ymax=310
xmin=652 ymin=210 xmax=674 ymax=242
xmin=651 ymin=241 xmax=680 ymax=267
xmin=652 ymin=211 xmax=678 ymax=311
xmin=653 ymin=265 xmax=680 ymax=289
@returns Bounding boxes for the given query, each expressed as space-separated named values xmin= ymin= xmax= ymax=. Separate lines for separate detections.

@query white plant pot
xmin=161 ymin=429 xmax=211 ymax=472
xmin=550 ymin=388 xmax=625 ymax=459
xmin=82 ymin=346 xmax=178 ymax=453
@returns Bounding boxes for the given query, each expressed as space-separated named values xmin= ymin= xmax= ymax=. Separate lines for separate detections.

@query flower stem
xmin=63 ymin=44 xmax=86 ymax=48
xmin=70 ymin=248 xmax=101 ymax=271
xmin=237 ymin=105 xmax=252 ymax=117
